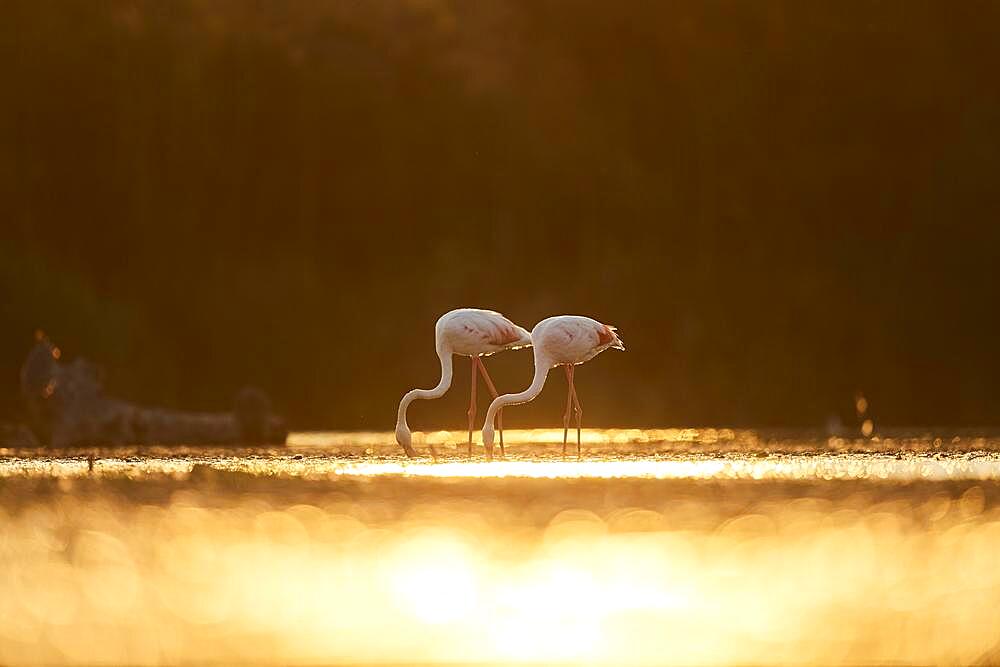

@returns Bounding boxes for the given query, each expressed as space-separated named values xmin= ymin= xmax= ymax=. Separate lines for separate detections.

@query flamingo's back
xmin=532 ymin=315 xmax=625 ymax=366
xmin=438 ymin=308 xmax=532 ymax=357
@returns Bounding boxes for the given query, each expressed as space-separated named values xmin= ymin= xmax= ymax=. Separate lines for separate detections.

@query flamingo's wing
xmin=546 ymin=317 xmax=625 ymax=362
xmin=597 ymin=326 xmax=614 ymax=346
xmin=451 ymin=310 xmax=531 ymax=354
xmin=596 ymin=323 xmax=625 ymax=350
xmin=487 ymin=320 xmax=527 ymax=347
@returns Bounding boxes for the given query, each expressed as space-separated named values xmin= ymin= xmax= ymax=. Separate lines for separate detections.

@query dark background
xmin=2 ymin=0 xmax=999 ymax=432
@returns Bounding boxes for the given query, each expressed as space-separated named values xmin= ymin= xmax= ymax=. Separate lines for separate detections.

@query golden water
xmin=2 ymin=429 xmax=1000 ymax=665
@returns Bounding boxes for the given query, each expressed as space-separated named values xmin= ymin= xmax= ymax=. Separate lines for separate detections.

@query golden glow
xmin=385 ymin=530 xmax=479 ymax=625
xmin=3 ymin=430 xmax=1000 ymax=664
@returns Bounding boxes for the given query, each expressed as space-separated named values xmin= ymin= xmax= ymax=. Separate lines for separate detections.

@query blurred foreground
xmin=3 ymin=429 xmax=1000 ymax=665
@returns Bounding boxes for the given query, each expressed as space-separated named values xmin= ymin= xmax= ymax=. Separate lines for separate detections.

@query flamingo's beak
xmin=482 ymin=427 xmax=495 ymax=461
xmin=395 ymin=427 xmax=417 ymax=458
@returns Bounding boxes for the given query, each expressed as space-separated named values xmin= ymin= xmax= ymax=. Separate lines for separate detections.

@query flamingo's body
xmin=395 ymin=308 xmax=531 ymax=457
xmin=481 ymin=315 xmax=624 ymax=459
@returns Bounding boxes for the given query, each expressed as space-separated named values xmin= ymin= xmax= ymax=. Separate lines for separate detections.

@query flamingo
xmin=481 ymin=315 xmax=625 ymax=459
xmin=395 ymin=308 xmax=532 ymax=458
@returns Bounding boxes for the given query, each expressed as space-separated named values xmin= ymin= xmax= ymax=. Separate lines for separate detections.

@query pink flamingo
xmin=481 ymin=315 xmax=625 ymax=459
xmin=395 ymin=308 xmax=532 ymax=458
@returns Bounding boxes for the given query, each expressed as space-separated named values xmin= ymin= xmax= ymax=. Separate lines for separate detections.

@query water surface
xmin=2 ymin=429 xmax=1000 ymax=665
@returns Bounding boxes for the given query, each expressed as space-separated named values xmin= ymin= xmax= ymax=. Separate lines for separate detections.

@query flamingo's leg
xmin=467 ymin=355 xmax=477 ymax=457
xmin=476 ymin=357 xmax=505 ymax=458
xmin=569 ymin=367 xmax=583 ymax=458
xmin=562 ymin=364 xmax=574 ymax=458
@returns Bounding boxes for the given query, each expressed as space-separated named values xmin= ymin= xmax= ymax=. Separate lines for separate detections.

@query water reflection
xmin=2 ymin=430 xmax=1000 ymax=664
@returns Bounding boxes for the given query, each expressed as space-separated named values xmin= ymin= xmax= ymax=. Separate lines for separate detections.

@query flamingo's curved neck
xmin=396 ymin=345 xmax=454 ymax=435
xmin=482 ymin=350 xmax=550 ymax=454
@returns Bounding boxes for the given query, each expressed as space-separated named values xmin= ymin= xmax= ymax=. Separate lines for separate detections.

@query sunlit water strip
xmin=4 ymin=430 xmax=1000 ymax=481
xmin=287 ymin=427 xmax=1000 ymax=450
xmin=4 ymin=454 xmax=1000 ymax=481
xmin=288 ymin=427 xmax=747 ymax=447
xmin=323 ymin=455 xmax=1000 ymax=481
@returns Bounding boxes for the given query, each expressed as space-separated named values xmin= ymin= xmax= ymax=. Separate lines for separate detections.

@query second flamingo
xmin=481 ymin=315 xmax=625 ymax=459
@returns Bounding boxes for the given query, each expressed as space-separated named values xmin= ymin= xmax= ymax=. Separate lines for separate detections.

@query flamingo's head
xmin=395 ymin=424 xmax=416 ymax=458
xmin=482 ymin=423 xmax=496 ymax=461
